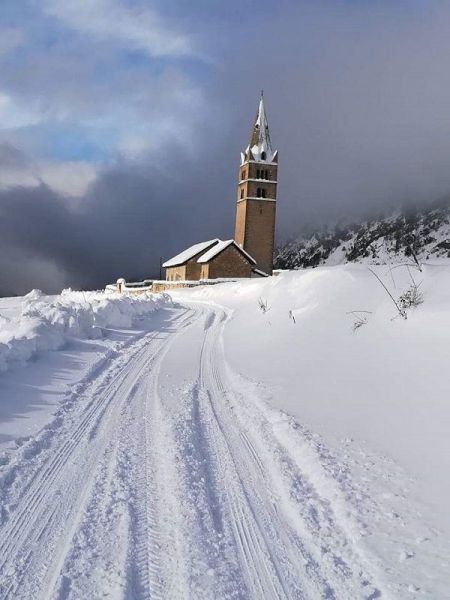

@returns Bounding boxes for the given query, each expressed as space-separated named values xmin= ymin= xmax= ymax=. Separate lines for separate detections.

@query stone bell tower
xmin=234 ymin=92 xmax=278 ymax=275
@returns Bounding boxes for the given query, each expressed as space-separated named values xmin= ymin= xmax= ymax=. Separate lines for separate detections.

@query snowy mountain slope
xmin=275 ymin=200 xmax=450 ymax=269
xmin=0 ymin=267 xmax=449 ymax=598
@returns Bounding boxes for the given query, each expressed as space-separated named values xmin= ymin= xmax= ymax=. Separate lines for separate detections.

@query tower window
xmin=262 ymin=189 xmax=267 ymax=198
xmin=257 ymin=188 xmax=261 ymax=198
xmin=261 ymin=151 xmax=266 ymax=160
xmin=265 ymin=170 xmax=269 ymax=179
xmin=240 ymin=188 xmax=244 ymax=199
xmin=242 ymin=170 xmax=246 ymax=179
xmin=256 ymin=169 xmax=260 ymax=179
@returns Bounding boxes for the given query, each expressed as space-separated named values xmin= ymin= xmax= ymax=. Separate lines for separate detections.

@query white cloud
xmin=38 ymin=161 xmax=99 ymax=196
xmin=43 ymin=0 xmax=194 ymax=58
xmin=0 ymin=93 xmax=43 ymax=129
xmin=0 ymin=159 xmax=98 ymax=197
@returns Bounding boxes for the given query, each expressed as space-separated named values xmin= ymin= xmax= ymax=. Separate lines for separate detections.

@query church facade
xmin=163 ymin=93 xmax=278 ymax=281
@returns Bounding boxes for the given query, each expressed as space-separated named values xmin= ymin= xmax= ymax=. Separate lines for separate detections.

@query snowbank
xmin=0 ymin=289 xmax=169 ymax=373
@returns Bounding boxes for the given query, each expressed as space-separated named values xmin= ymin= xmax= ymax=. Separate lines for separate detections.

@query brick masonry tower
xmin=234 ymin=92 xmax=278 ymax=275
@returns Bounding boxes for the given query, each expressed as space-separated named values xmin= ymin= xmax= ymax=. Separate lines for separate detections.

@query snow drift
xmin=170 ymin=264 xmax=450 ymax=595
xmin=174 ymin=264 xmax=450 ymax=533
xmin=0 ymin=289 xmax=169 ymax=373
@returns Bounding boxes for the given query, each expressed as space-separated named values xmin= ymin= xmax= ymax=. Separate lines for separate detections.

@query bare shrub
xmin=346 ymin=310 xmax=372 ymax=332
xmin=368 ymin=268 xmax=407 ymax=319
xmin=369 ymin=267 xmax=424 ymax=320
xmin=398 ymin=282 xmax=424 ymax=311
xmin=258 ymin=297 xmax=270 ymax=314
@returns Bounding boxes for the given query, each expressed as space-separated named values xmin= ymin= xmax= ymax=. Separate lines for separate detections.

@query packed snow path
xmin=0 ymin=303 xmax=386 ymax=599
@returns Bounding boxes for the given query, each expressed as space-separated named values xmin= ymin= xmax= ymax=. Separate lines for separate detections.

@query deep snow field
xmin=0 ymin=265 xmax=449 ymax=598
xmin=177 ymin=265 xmax=450 ymax=521
xmin=173 ymin=264 xmax=450 ymax=595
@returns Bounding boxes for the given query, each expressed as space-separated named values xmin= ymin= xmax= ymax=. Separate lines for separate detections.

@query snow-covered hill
xmin=177 ymin=264 xmax=450 ymax=597
xmin=0 ymin=267 xmax=449 ymax=598
xmin=275 ymin=200 xmax=450 ymax=269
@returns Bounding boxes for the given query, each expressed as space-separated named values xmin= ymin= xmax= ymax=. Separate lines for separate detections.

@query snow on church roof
xmin=163 ymin=239 xmax=256 ymax=268
xmin=197 ymin=239 xmax=256 ymax=264
xmin=162 ymin=239 xmax=219 ymax=268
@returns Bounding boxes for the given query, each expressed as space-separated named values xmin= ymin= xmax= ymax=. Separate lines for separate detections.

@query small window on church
xmin=256 ymin=169 xmax=260 ymax=179
xmin=262 ymin=189 xmax=267 ymax=198
xmin=240 ymin=188 xmax=244 ymax=199
xmin=242 ymin=170 xmax=246 ymax=180
xmin=261 ymin=151 xmax=266 ymax=160
xmin=257 ymin=188 xmax=261 ymax=198
xmin=265 ymin=170 xmax=269 ymax=179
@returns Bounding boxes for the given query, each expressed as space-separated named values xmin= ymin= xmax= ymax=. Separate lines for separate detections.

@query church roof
xmin=197 ymin=239 xmax=256 ymax=264
xmin=162 ymin=239 xmax=219 ymax=267
xmin=242 ymin=91 xmax=277 ymax=164
xmin=163 ymin=239 xmax=256 ymax=268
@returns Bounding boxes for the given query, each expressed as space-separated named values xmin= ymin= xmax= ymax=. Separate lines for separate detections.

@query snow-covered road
xmin=0 ymin=301 xmax=389 ymax=599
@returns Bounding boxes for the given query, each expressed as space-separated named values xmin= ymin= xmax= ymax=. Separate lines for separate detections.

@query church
xmin=163 ymin=93 xmax=278 ymax=281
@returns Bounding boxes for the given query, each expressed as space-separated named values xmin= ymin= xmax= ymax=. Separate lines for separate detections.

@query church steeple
xmin=235 ymin=92 xmax=278 ymax=275
xmin=241 ymin=91 xmax=278 ymax=165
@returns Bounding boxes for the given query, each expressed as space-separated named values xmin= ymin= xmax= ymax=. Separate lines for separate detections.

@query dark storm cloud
xmin=3 ymin=1 xmax=450 ymax=294
xmin=0 ymin=141 xmax=235 ymax=295
xmin=212 ymin=1 xmax=450 ymax=237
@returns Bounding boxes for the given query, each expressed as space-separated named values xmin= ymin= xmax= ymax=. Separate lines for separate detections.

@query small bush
xmin=347 ymin=310 xmax=372 ymax=332
xmin=398 ymin=283 xmax=424 ymax=311
xmin=258 ymin=297 xmax=270 ymax=314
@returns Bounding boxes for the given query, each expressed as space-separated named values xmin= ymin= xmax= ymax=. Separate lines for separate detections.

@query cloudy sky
xmin=2 ymin=0 xmax=450 ymax=294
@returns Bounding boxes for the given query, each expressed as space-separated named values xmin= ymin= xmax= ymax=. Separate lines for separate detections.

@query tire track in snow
xmin=50 ymin=308 xmax=196 ymax=600
xmin=0 ymin=300 xmax=388 ymax=599
xmin=194 ymin=304 xmax=386 ymax=599
xmin=0 ymin=340 xmax=155 ymax=598
xmin=198 ymin=313 xmax=310 ymax=599
xmin=143 ymin=306 xmax=252 ymax=599
xmin=0 ymin=308 xmax=194 ymax=599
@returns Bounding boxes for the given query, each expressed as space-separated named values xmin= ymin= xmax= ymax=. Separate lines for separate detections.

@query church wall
xmin=165 ymin=249 xmax=252 ymax=282
xmin=185 ymin=259 xmax=202 ymax=280
xmin=234 ymin=201 xmax=247 ymax=247
xmin=237 ymin=162 xmax=278 ymax=202
xmin=165 ymin=265 xmax=186 ymax=281
xmin=246 ymin=180 xmax=277 ymax=198
xmin=242 ymin=199 xmax=276 ymax=275
xmin=207 ymin=246 xmax=253 ymax=279
xmin=165 ymin=258 xmax=203 ymax=281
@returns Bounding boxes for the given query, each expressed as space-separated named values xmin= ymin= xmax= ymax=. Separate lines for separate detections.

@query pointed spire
xmin=248 ymin=91 xmax=274 ymax=163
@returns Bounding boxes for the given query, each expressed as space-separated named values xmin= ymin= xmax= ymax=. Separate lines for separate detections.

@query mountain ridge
xmin=275 ymin=200 xmax=450 ymax=269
